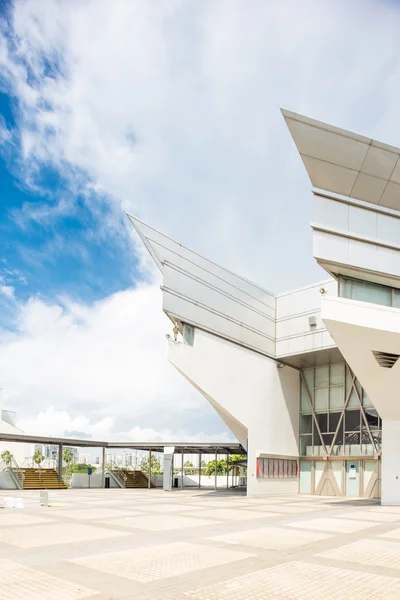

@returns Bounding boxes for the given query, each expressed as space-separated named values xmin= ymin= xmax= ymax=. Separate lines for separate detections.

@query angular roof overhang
xmin=282 ymin=108 xmax=400 ymax=211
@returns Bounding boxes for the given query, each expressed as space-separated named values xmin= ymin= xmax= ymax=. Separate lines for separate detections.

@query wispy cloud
xmin=1 ymin=0 xmax=400 ymax=439
xmin=0 ymin=284 xmax=228 ymax=437
xmin=2 ymin=0 xmax=400 ymax=290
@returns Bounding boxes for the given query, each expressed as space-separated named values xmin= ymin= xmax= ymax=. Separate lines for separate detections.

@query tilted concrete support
xmin=381 ymin=421 xmax=400 ymax=505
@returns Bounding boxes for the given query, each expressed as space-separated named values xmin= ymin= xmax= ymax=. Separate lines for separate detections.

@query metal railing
xmin=0 ymin=456 xmax=24 ymax=489
xmin=21 ymin=457 xmax=57 ymax=470
xmin=105 ymin=460 xmax=128 ymax=488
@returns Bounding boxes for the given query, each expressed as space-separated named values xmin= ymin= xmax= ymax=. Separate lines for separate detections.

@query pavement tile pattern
xmin=0 ymin=488 xmax=399 ymax=599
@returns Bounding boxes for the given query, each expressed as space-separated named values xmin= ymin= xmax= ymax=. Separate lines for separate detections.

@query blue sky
xmin=0 ymin=89 xmax=137 ymax=313
xmin=1 ymin=0 xmax=400 ymax=441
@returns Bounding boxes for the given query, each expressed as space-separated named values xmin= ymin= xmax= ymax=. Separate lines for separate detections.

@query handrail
xmin=0 ymin=457 xmax=24 ymax=489
xmin=124 ymin=459 xmax=140 ymax=471
xmin=106 ymin=460 xmax=128 ymax=487
xmin=21 ymin=457 xmax=57 ymax=470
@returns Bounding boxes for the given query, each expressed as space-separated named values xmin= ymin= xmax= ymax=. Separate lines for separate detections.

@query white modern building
xmin=129 ymin=108 xmax=400 ymax=504
xmin=0 ymin=399 xmax=29 ymax=466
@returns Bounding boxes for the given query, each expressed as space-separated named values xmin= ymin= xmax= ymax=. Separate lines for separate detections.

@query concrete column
xmin=181 ymin=452 xmax=184 ymax=490
xmin=381 ymin=421 xmax=400 ymax=505
xmin=171 ymin=453 xmax=175 ymax=489
xmin=148 ymin=449 xmax=152 ymax=489
xmin=214 ymin=448 xmax=217 ymax=491
xmin=163 ymin=447 xmax=174 ymax=491
xmin=58 ymin=444 xmax=63 ymax=483
xmin=102 ymin=447 xmax=106 ymax=488
xmin=198 ymin=453 xmax=201 ymax=489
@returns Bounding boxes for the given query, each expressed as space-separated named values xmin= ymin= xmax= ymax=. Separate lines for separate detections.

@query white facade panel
xmin=129 ymin=216 xmax=275 ymax=310
xmin=275 ymin=280 xmax=337 ymax=358
xmin=313 ymin=229 xmax=350 ymax=265
xmin=312 ymin=194 xmax=349 ymax=231
xmin=348 ymin=204 xmax=378 ymax=239
xmin=312 ymin=194 xmax=400 ymax=283
xmin=154 ymin=242 xmax=276 ymax=317
xmin=167 ymin=329 xmax=299 ymax=496
xmin=305 ymin=331 xmax=323 ymax=351
xmin=163 ymin=289 xmax=276 ymax=356
xmin=276 ymin=339 xmax=290 ymax=356
xmin=288 ymin=336 xmax=306 ymax=354
xmin=348 ymin=238 xmax=379 ymax=272
xmin=377 ymin=213 xmax=400 ymax=245
xmin=163 ymin=263 xmax=275 ymax=339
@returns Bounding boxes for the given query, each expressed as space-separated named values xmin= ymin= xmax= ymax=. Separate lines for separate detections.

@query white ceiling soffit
xmin=281 ymin=109 xmax=400 ymax=212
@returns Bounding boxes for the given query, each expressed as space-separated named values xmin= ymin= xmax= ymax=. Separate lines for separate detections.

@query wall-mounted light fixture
xmin=308 ymin=315 xmax=317 ymax=328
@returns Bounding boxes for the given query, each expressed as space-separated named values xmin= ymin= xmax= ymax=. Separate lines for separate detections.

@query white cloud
xmin=0 ymin=283 xmax=231 ymax=440
xmin=2 ymin=0 xmax=400 ymax=440
xmin=0 ymin=284 xmax=15 ymax=299
xmin=0 ymin=275 xmax=15 ymax=300
xmin=3 ymin=0 xmax=400 ymax=289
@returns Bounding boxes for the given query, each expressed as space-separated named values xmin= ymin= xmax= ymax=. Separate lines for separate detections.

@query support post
xmin=148 ymin=449 xmax=152 ymax=489
xmin=181 ymin=451 xmax=184 ymax=490
xmin=198 ymin=453 xmax=201 ymax=489
xmin=226 ymin=454 xmax=229 ymax=489
xmin=381 ymin=420 xmax=400 ymax=505
xmin=58 ymin=444 xmax=63 ymax=483
xmin=171 ymin=453 xmax=174 ymax=489
xmin=214 ymin=448 xmax=217 ymax=491
xmin=102 ymin=447 xmax=105 ymax=488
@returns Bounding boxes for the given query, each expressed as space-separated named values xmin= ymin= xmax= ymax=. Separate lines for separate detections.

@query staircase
xmin=121 ymin=469 xmax=154 ymax=489
xmin=21 ymin=468 xmax=68 ymax=489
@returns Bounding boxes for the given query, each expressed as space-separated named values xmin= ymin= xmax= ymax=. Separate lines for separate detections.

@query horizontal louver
xmin=373 ymin=351 xmax=400 ymax=369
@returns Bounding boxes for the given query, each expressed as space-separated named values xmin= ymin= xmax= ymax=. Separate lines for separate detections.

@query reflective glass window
xmin=340 ymin=277 xmax=392 ymax=306
xmin=330 ymin=363 xmax=345 ymax=386
xmin=330 ymin=386 xmax=344 ymax=409
xmin=315 ymin=388 xmax=329 ymax=411
xmin=315 ymin=366 xmax=329 ymax=388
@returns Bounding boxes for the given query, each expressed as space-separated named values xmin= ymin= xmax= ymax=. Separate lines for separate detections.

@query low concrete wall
xmin=71 ymin=472 xmax=245 ymax=490
xmin=0 ymin=471 xmax=19 ymax=490
xmin=171 ymin=474 xmax=242 ymax=488
xmin=71 ymin=473 xmax=120 ymax=489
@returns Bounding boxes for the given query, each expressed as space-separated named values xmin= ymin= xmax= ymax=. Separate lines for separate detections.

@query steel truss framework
xmin=300 ymin=363 xmax=380 ymax=458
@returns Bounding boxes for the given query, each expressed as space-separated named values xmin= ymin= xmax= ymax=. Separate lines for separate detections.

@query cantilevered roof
xmin=282 ymin=108 xmax=400 ymax=211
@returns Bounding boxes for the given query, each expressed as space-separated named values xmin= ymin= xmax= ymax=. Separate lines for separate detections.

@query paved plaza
xmin=0 ymin=489 xmax=400 ymax=599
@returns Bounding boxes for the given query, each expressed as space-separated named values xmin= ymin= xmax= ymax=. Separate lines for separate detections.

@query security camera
xmin=320 ymin=288 xmax=326 ymax=295
xmin=277 ymin=363 xmax=285 ymax=369
xmin=165 ymin=334 xmax=171 ymax=339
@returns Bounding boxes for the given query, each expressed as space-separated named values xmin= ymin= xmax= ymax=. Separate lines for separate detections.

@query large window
xmin=257 ymin=458 xmax=298 ymax=479
xmin=300 ymin=363 xmax=381 ymax=457
xmin=339 ymin=276 xmax=400 ymax=308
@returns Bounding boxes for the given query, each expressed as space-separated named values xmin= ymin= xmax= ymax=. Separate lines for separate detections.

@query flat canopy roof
xmin=0 ymin=433 xmax=244 ymax=455
xmin=282 ymin=108 xmax=400 ymax=211
xmin=108 ymin=442 xmax=245 ymax=454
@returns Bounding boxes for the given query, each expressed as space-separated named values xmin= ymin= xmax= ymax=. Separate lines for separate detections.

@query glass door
xmin=345 ymin=461 xmax=360 ymax=496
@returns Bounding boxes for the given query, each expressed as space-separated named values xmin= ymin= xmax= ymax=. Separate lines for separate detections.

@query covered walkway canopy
xmin=0 ymin=433 xmax=244 ymax=455
xmin=0 ymin=433 xmax=245 ymax=491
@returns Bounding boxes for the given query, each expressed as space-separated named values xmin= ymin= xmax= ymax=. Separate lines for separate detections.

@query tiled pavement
xmin=0 ymin=489 xmax=400 ymax=599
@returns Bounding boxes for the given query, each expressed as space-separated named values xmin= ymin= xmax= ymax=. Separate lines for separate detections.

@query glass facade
xmin=183 ymin=324 xmax=194 ymax=346
xmin=339 ymin=276 xmax=400 ymax=308
xmin=300 ymin=362 xmax=381 ymax=457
